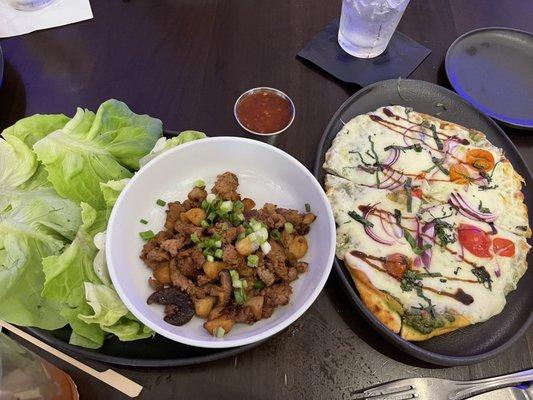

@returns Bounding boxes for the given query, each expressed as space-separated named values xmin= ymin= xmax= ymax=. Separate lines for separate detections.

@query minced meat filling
xmin=140 ymin=171 xmax=316 ymax=336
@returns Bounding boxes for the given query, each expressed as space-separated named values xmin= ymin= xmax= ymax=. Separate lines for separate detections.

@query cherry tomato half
xmin=492 ymin=237 xmax=515 ymax=257
xmin=384 ymin=253 xmax=410 ymax=279
xmin=466 ymin=149 xmax=495 ymax=171
xmin=458 ymin=224 xmax=492 ymax=258
xmin=450 ymin=163 xmax=470 ymax=184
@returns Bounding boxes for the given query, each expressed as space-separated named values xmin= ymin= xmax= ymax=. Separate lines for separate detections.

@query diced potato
xmin=242 ymin=198 xmax=256 ymax=211
xmin=194 ymin=296 xmax=217 ymax=318
xmin=281 ymin=230 xmax=294 ymax=247
xmin=154 ymin=264 xmax=171 ymax=285
xmin=203 ymin=261 xmax=227 ymax=279
xmin=236 ymin=236 xmax=254 ymax=255
xmin=288 ymin=235 xmax=308 ymax=259
xmin=183 ymin=208 xmax=206 ymax=226
xmin=302 ymin=213 xmax=316 ymax=224
xmin=204 ymin=316 xmax=235 ymax=335
xmin=237 ymin=265 xmax=255 ymax=277
xmin=245 ymin=296 xmax=264 ymax=320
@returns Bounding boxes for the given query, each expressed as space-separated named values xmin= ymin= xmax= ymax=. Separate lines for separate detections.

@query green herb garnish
xmin=478 ymin=201 xmax=491 ymax=214
xmin=404 ymin=177 xmax=413 ymax=213
xmin=471 ymin=266 xmax=493 ymax=290
xmin=384 ymin=143 xmax=423 ymax=153
xmin=426 ymin=157 xmax=449 ymax=175
xmin=434 ymin=219 xmax=456 ymax=247
xmin=156 ymin=199 xmax=166 ymax=206
xmin=305 ymin=203 xmax=311 ymax=213
xmin=139 ymin=230 xmax=155 ymax=241
xmin=453 ymin=266 xmax=461 ymax=275
xmin=348 ymin=210 xmax=374 ymax=228
xmin=403 ymin=229 xmax=431 ymax=256
xmin=270 ymin=229 xmax=281 ymax=241
xmin=139 ymin=219 xmax=148 ymax=225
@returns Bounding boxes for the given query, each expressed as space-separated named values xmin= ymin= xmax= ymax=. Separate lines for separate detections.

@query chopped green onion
xmin=256 ymin=227 xmax=269 ymax=244
xmin=305 ymin=203 xmax=311 ymax=212
xmin=270 ymin=229 xmax=281 ymax=240
xmin=194 ymin=179 xmax=205 ymax=188
xmin=260 ymin=241 xmax=272 ymax=255
xmin=214 ymin=249 xmax=223 ymax=259
xmin=248 ymin=232 xmax=258 ymax=244
xmin=242 ymin=280 xmax=248 ymax=289
xmin=201 ymin=220 xmax=210 ymax=228
xmin=233 ymin=201 xmax=244 ymax=210
xmin=237 ymin=232 xmax=246 ymax=241
xmin=190 ymin=233 xmax=200 ymax=243
xmin=229 ymin=270 xmax=240 ymax=286
xmin=201 ymin=200 xmax=209 ymax=209
xmin=139 ymin=230 xmax=155 ymax=241
xmin=236 ymin=213 xmax=245 ymax=221
xmin=213 ymin=326 xmax=225 ymax=338
xmin=206 ymin=193 xmax=216 ymax=203
xmin=206 ymin=255 xmax=214 ymax=262
xmin=214 ymin=240 xmax=222 ymax=248
xmin=220 ymin=200 xmax=233 ymax=213
xmin=254 ymin=280 xmax=265 ymax=290
xmin=250 ymin=220 xmax=262 ymax=232
xmin=234 ymin=288 xmax=246 ymax=305
xmin=156 ymin=199 xmax=166 ymax=206
xmin=139 ymin=219 xmax=148 ymax=225
xmin=247 ymin=254 xmax=259 ymax=267
xmin=245 ymin=227 xmax=253 ymax=236
xmin=284 ymin=222 xmax=294 ymax=234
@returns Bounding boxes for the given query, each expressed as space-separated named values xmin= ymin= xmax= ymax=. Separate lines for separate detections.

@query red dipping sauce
xmin=235 ymin=88 xmax=295 ymax=135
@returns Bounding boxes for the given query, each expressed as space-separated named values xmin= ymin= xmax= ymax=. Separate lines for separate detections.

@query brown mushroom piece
xmin=217 ymin=269 xmax=232 ymax=306
xmin=147 ymin=287 xmax=194 ymax=326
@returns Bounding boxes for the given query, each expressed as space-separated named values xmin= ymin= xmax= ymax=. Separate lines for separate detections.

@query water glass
xmin=5 ymin=0 xmax=56 ymax=11
xmin=338 ymin=0 xmax=410 ymax=58
xmin=0 ymin=332 xmax=78 ymax=400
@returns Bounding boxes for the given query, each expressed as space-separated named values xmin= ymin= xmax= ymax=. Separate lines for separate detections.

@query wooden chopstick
xmin=0 ymin=320 xmax=143 ymax=398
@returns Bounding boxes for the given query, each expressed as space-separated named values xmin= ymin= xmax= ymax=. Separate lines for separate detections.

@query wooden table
xmin=1 ymin=1 xmax=532 ymax=399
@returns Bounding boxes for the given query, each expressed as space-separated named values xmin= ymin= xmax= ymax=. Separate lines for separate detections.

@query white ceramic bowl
xmin=107 ymin=137 xmax=335 ymax=348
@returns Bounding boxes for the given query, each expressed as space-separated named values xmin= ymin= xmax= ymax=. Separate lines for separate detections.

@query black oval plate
xmin=445 ymin=27 xmax=533 ymax=130
xmin=314 ymin=79 xmax=533 ymax=366
xmin=18 ymin=130 xmax=261 ymax=368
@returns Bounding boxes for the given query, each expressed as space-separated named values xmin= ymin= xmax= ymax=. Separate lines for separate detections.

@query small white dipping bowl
xmin=107 ymin=136 xmax=335 ymax=348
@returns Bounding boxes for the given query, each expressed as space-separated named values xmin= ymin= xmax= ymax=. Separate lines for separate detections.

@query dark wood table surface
xmin=1 ymin=1 xmax=532 ymax=399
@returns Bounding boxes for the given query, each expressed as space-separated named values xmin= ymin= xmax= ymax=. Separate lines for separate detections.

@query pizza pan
xmin=445 ymin=27 xmax=533 ymax=130
xmin=314 ymin=79 xmax=533 ymax=366
xmin=12 ymin=130 xmax=263 ymax=368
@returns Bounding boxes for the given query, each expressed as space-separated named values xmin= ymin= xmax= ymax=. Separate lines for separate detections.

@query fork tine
xmin=351 ymin=381 xmax=417 ymax=400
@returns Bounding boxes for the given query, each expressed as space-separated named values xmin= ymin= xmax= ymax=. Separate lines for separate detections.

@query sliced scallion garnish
xmin=139 ymin=230 xmax=155 ymax=241
xmin=156 ymin=199 xmax=166 ymax=206
xmin=139 ymin=219 xmax=148 ymax=225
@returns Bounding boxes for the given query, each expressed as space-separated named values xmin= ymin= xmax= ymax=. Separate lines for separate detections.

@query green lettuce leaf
xmin=100 ymin=178 xmax=130 ymax=210
xmin=0 ymin=192 xmax=81 ymax=329
xmin=78 ymin=282 xmax=131 ymax=326
xmin=1 ymin=114 xmax=70 ymax=147
xmin=33 ymin=100 xmax=162 ymax=209
xmin=139 ymin=130 xmax=206 ymax=168
xmin=102 ymin=315 xmax=153 ymax=341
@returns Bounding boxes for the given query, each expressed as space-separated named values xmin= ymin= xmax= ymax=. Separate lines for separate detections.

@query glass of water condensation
xmin=5 ymin=0 xmax=56 ymax=10
xmin=338 ymin=0 xmax=410 ymax=58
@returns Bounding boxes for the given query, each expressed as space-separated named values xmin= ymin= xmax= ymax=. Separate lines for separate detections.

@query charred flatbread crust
xmin=347 ymin=267 xmax=402 ymax=333
xmin=400 ymin=314 xmax=471 ymax=341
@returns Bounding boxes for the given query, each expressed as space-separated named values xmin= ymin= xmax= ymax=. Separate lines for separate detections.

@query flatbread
xmin=324 ymin=106 xmax=531 ymax=340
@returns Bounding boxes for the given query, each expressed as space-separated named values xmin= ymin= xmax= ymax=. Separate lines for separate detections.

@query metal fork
xmin=352 ymin=368 xmax=533 ymax=400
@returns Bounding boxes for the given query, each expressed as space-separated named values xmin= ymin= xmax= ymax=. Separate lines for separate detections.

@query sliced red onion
xmin=382 ymin=147 xmax=400 ymax=167
xmin=402 ymin=125 xmax=418 ymax=146
xmin=449 ymin=192 xmax=497 ymax=223
xmin=418 ymin=222 xmax=435 ymax=268
xmin=388 ymin=213 xmax=403 ymax=238
xmin=362 ymin=204 xmax=393 ymax=246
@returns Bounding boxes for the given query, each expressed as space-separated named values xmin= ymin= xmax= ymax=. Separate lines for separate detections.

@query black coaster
xmin=297 ymin=19 xmax=431 ymax=86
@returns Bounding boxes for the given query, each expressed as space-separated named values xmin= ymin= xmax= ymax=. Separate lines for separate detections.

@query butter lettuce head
xmin=33 ymin=100 xmax=162 ymax=209
xmin=0 ymin=191 xmax=81 ymax=329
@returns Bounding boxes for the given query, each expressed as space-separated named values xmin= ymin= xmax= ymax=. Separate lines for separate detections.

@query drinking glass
xmin=0 ymin=332 xmax=79 ymax=400
xmin=338 ymin=0 xmax=410 ymax=58
xmin=5 ymin=0 xmax=56 ymax=11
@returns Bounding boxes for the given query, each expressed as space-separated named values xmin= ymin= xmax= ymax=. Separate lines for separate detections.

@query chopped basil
xmin=433 ymin=219 xmax=456 ymax=247
xmin=439 ymin=278 xmax=447 ymax=283
xmin=516 ymin=225 xmax=528 ymax=231
xmin=368 ymin=136 xmax=381 ymax=188
xmin=479 ymin=184 xmax=499 ymax=191
xmin=478 ymin=200 xmax=491 ymax=214
xmin=384 ymin=143 xmax=423 ymax=153
xmin=139 ymin=230 xmax=155 ymax=241
xmin=454 ymin=266 xmax=461 ymax=275
xmin=348 ymin=210 xmax=373 ymax=228
xmin=429 ymin=124 xmax=443 ymax=150
xmin=471 ymin=266 xmax=493 ymax=290
xmin=393 ymin=209 xmax=402 ymax=226
xmin=425 ymin=157 xmax=450 ymax=175
xmin=404 ymin=177 xmax=413 ymax=213
xmin=403 ymin=229 xmax=431 ymax=256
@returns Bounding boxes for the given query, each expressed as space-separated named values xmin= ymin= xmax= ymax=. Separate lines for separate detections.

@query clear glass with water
xmin=338 ymin=0 xmax=410 ymax=58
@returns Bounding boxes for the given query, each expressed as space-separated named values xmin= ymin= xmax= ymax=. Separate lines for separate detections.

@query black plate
xmin=314 ymin=79 xmax=533 ymax=366
xmin=17 ymin=130 xmax=261 ymax=368
xmin=0 ymin=45 xmax=4 ymax=87
xmin=445 ymin=27 xmax=533 ymax=130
